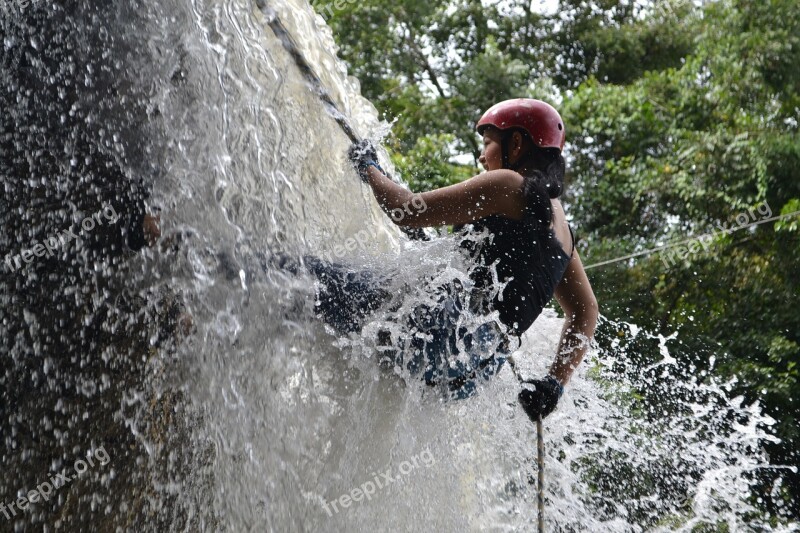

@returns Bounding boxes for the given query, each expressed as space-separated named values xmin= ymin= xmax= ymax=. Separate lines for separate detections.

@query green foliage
xmin=389 ymin=133 xmax=474 ymax=191
xmin=776 ymin=199 xmax=800 ymax=232
xmin=545 ymin=0 xmax=699 ymax=88
xmin=565 ymin=4 xmax=800 ymax=481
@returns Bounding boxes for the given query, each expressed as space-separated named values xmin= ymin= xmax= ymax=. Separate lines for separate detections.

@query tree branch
xmin=402 ymin=22 xmax=447 ymax=98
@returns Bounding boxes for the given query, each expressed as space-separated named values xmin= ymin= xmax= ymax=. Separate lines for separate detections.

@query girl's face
xmin=479 ymin=128 xmax=505 ymax=171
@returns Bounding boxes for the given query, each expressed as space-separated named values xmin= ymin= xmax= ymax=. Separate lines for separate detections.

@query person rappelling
xmin=336 ymin=98 xmax=598 ymax=419
xmin=265 ymin=9 xmax=597 ymax=418
xmin=263 ymin=12 xmax=597 ymax=417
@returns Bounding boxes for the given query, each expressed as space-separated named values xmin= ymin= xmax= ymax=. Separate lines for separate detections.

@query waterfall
xmin=1 ymin=0 xmax=794 ymax=530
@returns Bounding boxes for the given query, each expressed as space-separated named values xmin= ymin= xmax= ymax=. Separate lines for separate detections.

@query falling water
xmin=1 ymin=0 xmax=797 ymax=531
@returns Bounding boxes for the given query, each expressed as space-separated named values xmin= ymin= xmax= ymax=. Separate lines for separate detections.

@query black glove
xmin=518 ymin=375 xmax=563 ymax=422
xmin=347 ymin=140 xmax=384 ymax=182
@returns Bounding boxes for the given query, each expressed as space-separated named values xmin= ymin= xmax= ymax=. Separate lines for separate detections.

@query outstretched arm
xmin=362 ymin=165 xmax=527 ymax=227
xmin=551 ymin=250 xmax=598 ymax=386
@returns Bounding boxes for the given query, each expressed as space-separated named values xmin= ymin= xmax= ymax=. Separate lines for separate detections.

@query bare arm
xmin=363 ymin=166 xmax=527 ymax=227
xmin=551 ymin=250 xmax=598 ymax=386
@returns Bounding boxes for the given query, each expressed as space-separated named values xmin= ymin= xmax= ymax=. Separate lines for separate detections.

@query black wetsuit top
xmin=460 ymin=177 xmax=575 ymax=338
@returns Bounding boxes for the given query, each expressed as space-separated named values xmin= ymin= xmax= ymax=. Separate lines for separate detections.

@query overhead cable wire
xmin=583 ymin=210 xmax=800 ymax=270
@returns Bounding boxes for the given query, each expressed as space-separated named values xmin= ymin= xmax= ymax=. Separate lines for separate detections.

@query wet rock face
xmin=2 ymin=2 xmax=154 ymax=263
xmin=3 ymin=0 xmax=404 ymax=527
xmin=1 ymin=3 xmax=209 ymax=529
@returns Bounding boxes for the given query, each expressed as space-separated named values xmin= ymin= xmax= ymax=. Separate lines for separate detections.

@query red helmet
xmin=476 ymin=98 xmax=565 ymax=150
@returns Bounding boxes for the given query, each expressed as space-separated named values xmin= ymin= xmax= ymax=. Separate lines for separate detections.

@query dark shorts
xmin=306 ymin=256 xmax=508 ymax=400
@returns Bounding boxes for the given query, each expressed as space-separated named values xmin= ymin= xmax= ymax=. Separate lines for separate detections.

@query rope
xmin=507 ymin=357 xmax=546 ymax=531
xmin=258 ymin=0 xmax=800 ymax=278
xmin=256 ymin=0 xmax=361 ymax=144
xmin=583 ymin=210 xmax=800 ymax=270
xmin=537 ymin=416 xmax=545 ymax=533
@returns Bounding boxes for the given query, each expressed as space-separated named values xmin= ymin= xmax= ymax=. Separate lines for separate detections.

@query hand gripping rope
xmin=508 ymin=356 xmax=546 ymax=532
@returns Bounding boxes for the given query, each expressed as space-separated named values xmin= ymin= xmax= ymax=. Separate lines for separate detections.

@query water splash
xmin=1 ymin=0 xmax=796 ymax=530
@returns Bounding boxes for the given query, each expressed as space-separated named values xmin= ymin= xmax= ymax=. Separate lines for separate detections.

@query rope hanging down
xmin=537 ymin=417 xmax=545 ymax=533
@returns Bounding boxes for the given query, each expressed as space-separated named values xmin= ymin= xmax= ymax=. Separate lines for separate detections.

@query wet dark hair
xmin=521 ymin=144 xmax=565 ymax=199
xmin=501 ymin=129 xmax=566 ymax=227
xmin=500 ymin=129 xmax=565 ymax=197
